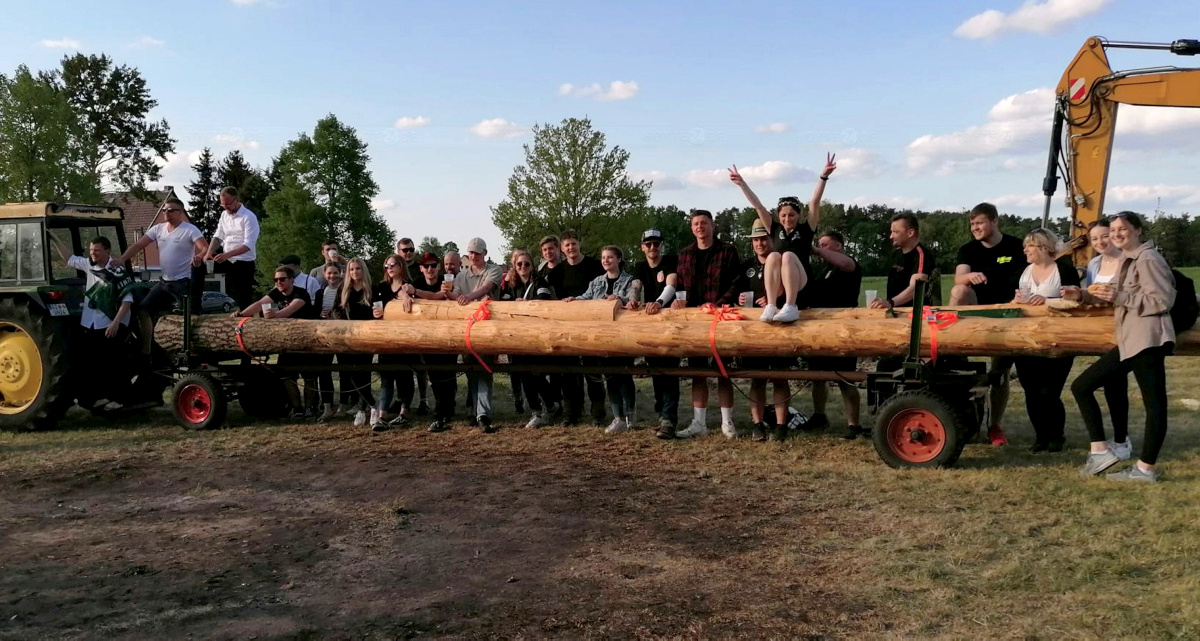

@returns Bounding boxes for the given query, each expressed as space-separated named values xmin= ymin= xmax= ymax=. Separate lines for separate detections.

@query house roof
xmin=104 ymin=188 xmax=176 ymax=236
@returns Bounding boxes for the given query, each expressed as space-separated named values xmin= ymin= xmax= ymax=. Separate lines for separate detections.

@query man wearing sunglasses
xmin=396 ymin=238 xmax=423 ymax=283
xmin=632 ymin=229 xmax=681 ymax=435
xmin=116 ymin=197 xmax=208 ymax=317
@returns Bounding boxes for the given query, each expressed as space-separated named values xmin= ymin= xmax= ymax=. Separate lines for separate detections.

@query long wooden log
xmin=154 ymin=314 xmax=1200 ymax=358
xmin=382 ymin=299 xmax=1112 ymax=322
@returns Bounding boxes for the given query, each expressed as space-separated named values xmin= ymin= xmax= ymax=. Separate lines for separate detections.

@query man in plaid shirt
xmin=669 ymin=210 xmax=741 ymax=439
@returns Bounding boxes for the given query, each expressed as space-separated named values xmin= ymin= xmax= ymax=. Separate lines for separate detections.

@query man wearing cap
xmin=548 ymin=231 xmax=607 ymax=426
xmin=807 ymin=230 xmax=865 ymax=439
xmin=670 ymin=209 xmax=741 ymax=439
xmin=736 ymin=220 xmax=796 ymax=441
xmin=452 ymin=238 xmax=504 ymax=432
xmin=632 ymin=229 xmax=681 ymax=435
xmin=280 ymin=255 xmax=321 ymax=298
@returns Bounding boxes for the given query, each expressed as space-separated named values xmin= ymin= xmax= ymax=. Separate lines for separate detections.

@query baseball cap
xmin=466 ymin=237 xmax=487 ymax=254
xmin=418 ymin=251 xmax=440 ymax=266
xmin=749 ymin=220 xmax=770 ymax=238
xmin=641 ymin=229 xmax=663 ymax=243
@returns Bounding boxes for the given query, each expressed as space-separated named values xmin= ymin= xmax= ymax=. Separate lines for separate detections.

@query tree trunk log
xmin=384 ymin=299 xmax=618 ymax=321
xmin=616 ymin=303 xmax=1114 ymax=322
xmin=154 ymin=314 xmax=1200 ymax=358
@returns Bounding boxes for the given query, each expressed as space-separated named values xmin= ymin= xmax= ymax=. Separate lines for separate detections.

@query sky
xmin=4 ymin=0 xmax=1200 ymax=254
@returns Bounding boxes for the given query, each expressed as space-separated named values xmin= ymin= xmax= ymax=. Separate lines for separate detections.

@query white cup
xmin=444 ymin=273 xmax=455 ymax=283
xmin=675 ymin=291 xmax=687 ymax=303
xmin=373 ymin=301 xmax=384 ymax=312
xmin=261 ymin=302 xmax=273 ymax=314
xmin=741 ymin=291 xmax=755 ymax=308
xmin=205 ymin=260 xmax=215 ymax=272
xmin=865 ymin=289 xmax=878 ymax=305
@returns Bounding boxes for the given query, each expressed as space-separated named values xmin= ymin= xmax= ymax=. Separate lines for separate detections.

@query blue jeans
xmin=647 ymin=357 xmax=680 ymax=424
xmin=466 ymin=356 xmax=494 ymax=418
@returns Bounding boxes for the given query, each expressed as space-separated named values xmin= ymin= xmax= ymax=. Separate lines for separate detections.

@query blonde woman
xmin=334 ymin=257 xmax=377 ymax=427
xmin=371 ymin=254 xmax=414 ymax=431
xmin=500 ymin=249 xmax=560 ymax=428
xmin=1081 ymin=219 xmax=1131 ymax=457
xmin=1011 ymin=229 xmax=1079 ymax=452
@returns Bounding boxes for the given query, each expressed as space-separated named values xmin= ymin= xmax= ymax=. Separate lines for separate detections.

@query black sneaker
xmin=841 ymin=424 xmax=864 ymax=440
xmin=807 ymin=413 xmax=830 ymax=431
xmin=428 ymin=419 xmax=449 ymax=433
xmin=1029 ymin=441 xmax=1049 ymax=453
xmin=479 ymin=415 xmax=496 ymax=434
xmin=466 ymin=415 xmax=478 ymax=427
xmin=750 ymin=421 xmax=769 ymax=442
xmin=1047 ymin=439 xmax=1066 ymax=453
xmin=416 ymin=401 xmax=430 ymax=416
xmin=769 ymin=423 xmax=788 ymax=442
xmin=389 ymin=414 xmax=410 ymax=428
xmin=655 ymin=418 xmax=675 ymax=439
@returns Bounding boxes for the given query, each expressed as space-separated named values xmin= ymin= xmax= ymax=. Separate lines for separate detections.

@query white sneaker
xmin=773 ymin=303 xmax=800 ymax=323
xmin=353 ymin=410 xmax=367 ymax=426
xmin=605 ymin=418 xmax=629 ymax=434
xmin=675 ymin=417 xmax=708 ymax=439
xmin=1109 ymin=437 xmax=1134 ymax=461
xmin=525 ymin=412 xmax=547 ymax=429
xmin=759 ymin=304 xmax=778 ymax=322
xmin=721 ymin=420 xmax=739 ymax=439
xmin=369 ymin=408 xmax=382 ymax=426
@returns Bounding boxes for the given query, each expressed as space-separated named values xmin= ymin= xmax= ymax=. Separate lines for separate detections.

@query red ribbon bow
xmin=700 ymin=303 xmax=744 ymax=377
xmin=233 ymin=316 xmax=269 ymax=364
xmin=907 ymin=306 xmax=959 ymax=363
xmin=464 ymin=300 xmax=493 ymax=373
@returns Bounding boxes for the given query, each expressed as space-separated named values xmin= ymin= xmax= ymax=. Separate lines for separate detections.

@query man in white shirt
xmin=203 ymin=186 xmax=260 ymax=309
xmin=451 ymin=238 xmax=504 ymax=432
xmin=53 ymin=235 xmax=136 ymax=410
xmin=117 ymin=198 xmax=207 ymax=316
xmin=280 ymin=254 xmax=321 ymax=298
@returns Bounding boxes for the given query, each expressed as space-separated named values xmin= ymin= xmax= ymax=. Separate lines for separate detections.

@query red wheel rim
xmin=886 ymin=408 xmax=946 ymax=464
xmin=177 ymin=383 xmax=212 ymax=424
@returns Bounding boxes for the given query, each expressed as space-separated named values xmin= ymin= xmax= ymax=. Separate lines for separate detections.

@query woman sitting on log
xmin=312 ymin=261 xmax=344 ymax=422
xmin=1080 ymin=218 xmax=1132 ymax=459
xmin=1067 ymin=211 xmax=1176 ymax=482
xmin=1011 ymin=228 xmax=1079 ymax=453
xmin=565 ymin=246 xmax=640 ymax=435
xmin=232 ymin=266 xmax=319 ymax=419
xmin=331 ymin=258 xmax=377 ymax=428
xmin=371 ymin=255 xmax=416 ymax=432
xmin=500 ymin=249 xmax=561 ymax=428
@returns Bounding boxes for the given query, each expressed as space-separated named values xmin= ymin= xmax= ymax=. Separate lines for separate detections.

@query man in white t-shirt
xmin=203 ymin=186 xmax=260 ymax=309
xmin=280 ymin=254 xmax=321 ymax=298
xmin=117 ymin=198 xmax=208 ymax=316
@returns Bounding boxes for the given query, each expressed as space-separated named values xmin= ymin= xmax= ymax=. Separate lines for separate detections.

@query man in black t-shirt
xmin=870 ymin=213 xmax=940 ymax=310
xmin=631 ymin=229 xmax=681 ymax=434
xmin=548 ymin=231 xmax=607 ymax=425
xmin=949 ymin=203 xmax=1028 ymax=447
xmin=807 ymin=231 xmax=864 ymax=439
xmin=233 ymin=266 xmax=318 ymax=417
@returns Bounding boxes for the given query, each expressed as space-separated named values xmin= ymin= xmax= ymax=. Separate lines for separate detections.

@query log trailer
xmin=1042 ymin=36 xmax=1200 ymax=265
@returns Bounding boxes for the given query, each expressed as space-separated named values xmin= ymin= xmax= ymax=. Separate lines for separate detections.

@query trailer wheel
xmin=172 ymin=373 xmax=227 ymax=430
xmin=873 ymin=390 xmax=965 ymax=469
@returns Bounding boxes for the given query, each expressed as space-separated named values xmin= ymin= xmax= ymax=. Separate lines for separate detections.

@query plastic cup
xmin=205 ymin=260 xmax=214 ymax=272
xmin=261 ymin=302 xmax=273 ymax=314
xmin=444 ymin=273 xmax=455 ymax=283
xmin=373 ymin=301 xmax=384 ymax=313
xmin=742 ymin=291 xmax=755 ymax=308
xmin=675 ymin=291 xmax=687 ymax=303
xmin=865 ymin=289 xmax=878 ymax=305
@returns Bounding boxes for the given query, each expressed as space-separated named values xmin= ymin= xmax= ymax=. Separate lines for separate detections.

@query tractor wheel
xmin=873 ymin=390 xmax=966 ymax=469
xmin=172 ymin=373 xmax=227 ymax=430
xmin=0 ymin=298 xmax=71 ymax=430
xmin=236 ymin=366 xmax=288 ymax=420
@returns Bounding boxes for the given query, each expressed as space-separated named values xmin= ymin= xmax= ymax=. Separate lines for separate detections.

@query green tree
xmin=186 ymin=147 xmax=220 ymax=237
xmin=217 ymin=149 xmax=270 ymax=217
xmin=259 ymin=179 xmax=328 ymax=276
xmin=263 ymin=114 xmax=394 ymax=271
xmin=418 ymin=236 xmax=459 ymax=258
xmin=43 ymin=53 xmax=174 ymax=198
xmin=491 ymin=117 xmax=651 ymax=256
xmin=0 ymin=65 xmax=88 ymax=202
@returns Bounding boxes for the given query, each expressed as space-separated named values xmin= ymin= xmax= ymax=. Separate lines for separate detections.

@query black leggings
xmin=1071 ymin=345 xmax=1170 ymax=465
xmin=1013 ymin=356 xmax=1074 ymax=444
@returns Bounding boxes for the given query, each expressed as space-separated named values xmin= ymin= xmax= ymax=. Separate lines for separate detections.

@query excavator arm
xmin=1042 ymin=36 xmax=1200 ymax=265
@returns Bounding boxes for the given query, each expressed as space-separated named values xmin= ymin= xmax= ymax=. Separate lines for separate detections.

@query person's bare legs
xmin=781 ymin=252 xmax=806 ymax=307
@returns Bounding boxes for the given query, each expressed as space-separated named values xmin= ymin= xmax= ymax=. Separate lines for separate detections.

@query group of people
xmin=101 ymin=159 xmax=1181 ymax=482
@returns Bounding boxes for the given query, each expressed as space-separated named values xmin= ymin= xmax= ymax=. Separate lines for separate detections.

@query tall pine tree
xmin=217 ymin=149 xmax=270 ymax=217
xmin=186 ymin=148 xmax=220 ymax=236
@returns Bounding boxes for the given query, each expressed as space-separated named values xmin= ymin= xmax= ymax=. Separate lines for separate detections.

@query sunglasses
xmin=399 ymin=247 xmax=415 ymax=253
xmin=642 ymin=241 xmax=661 ymax=247
xmin=273 ymin=276 xmax=290 ymax=282
xmin=385 ymin=263 xmax=400 ymax=269
xmin=162 ymin=207 xmax=182 ymax=213
xmin=515 ymin=261 xmax=532 ymax=267
xmin=420 ymin=263 xmax=438 ymax=268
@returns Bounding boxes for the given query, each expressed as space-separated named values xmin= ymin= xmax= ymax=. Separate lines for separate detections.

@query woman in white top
xmin=1079 ymin=219 xmax=1131 ymax=457
xmin=1012 ymin=228 xmax=1080 ymax=452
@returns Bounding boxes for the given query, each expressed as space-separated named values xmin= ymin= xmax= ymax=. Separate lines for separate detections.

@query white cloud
xmin=372 ymin=198 xmax=398 ymax=212
xmin=557 ymin=81 xmax=639 ymax=101
xmin=212 ymin=130 xmax=260 ymax=150
xmin=1106 ymin=184 xmax=1200 ymax=206
xmin=834 ymin=148 xmax=886 ymax=179
xmin=684 ymin=161 xmax=812 ymax=189
xmin=631 ymin=171 xmax=685 ymax=190
xmin=954 ymin=0 xmax=1109 ymax=39
xmin=848 ymin=195 xmax=925 ymax=209
xmin=754 ymin=123 xmax=790 ymax=134
xmin=905 ymin=87 xmax=1053 ymax=174
xmin=470 ymin=118 xmax=525 ymax=139
xmin=393 ymin=116 xmax=431 ymax=129
xmin=131 ymin=36 xmax=164 ymax=48
xmin=40 ymin=38 xmax=81 ymax=49
xmin=1117 ymin=106 xmax=1200 ymax=137
xmin=990 ymin=193 xmax=1048 ymax=209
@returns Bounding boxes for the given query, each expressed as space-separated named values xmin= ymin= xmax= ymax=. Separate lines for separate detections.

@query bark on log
xmin=154 ymin=314 xmax=1200 ymax=358
xmin=615 ymin=303 xmax=1114 ymax=322
xmin=384 ymin=299 xmax=618 ymax=321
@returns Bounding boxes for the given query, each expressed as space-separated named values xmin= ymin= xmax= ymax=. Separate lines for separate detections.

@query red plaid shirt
xmin=676 ymin=238 xmax=741 ymax=307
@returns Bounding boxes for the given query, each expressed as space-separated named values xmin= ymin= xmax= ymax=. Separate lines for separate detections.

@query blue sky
xmin=4 ymin=0 xmax=1200 ymax=253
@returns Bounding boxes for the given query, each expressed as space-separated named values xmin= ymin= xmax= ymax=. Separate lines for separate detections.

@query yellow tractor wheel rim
xmin=0 ymin=323 xmax=43 ymax=415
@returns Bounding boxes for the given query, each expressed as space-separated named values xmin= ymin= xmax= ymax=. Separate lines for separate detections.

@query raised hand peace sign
xmin=728 ymin=164 xmax=744 ymax=187
xmin=821 ymin=152 xmax=837 ymax=179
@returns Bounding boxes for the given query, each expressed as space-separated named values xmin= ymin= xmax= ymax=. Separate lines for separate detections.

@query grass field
xmin=4 ymin=350 xmax=1200 ymax=637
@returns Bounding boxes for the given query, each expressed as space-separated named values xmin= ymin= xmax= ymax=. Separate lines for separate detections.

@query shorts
xmin=806 ymin=356 xmax=859 ymax=372
xmin=740 ymin=356 xmax=797 ymax=371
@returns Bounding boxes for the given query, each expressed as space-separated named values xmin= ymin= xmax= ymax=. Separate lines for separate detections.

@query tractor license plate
xmin=48 ymin=303 xmax=69 ymax=317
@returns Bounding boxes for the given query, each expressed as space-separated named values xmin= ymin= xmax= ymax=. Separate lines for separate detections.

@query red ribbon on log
xmin=465 ymin=300 xmax=493 ymax=373
xmin=700 ymin=303 xmax=744 ymax=377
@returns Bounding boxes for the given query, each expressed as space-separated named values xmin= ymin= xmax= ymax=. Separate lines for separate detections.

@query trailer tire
xmin=172 ymin=373 xmax=227 ymax=430
xmin=873 ymin=390 xmax=966 ymax=469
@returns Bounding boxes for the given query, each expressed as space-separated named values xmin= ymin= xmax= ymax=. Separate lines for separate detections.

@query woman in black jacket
xmin=334 ymin=257 xmax=378 ymax=428
xmin=500 ymin=249 xmax=561 ymax=428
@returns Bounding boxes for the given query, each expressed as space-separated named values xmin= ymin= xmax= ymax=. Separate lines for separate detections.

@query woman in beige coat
xmin=1066 ymin=212 xmax=1175 ymax=482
